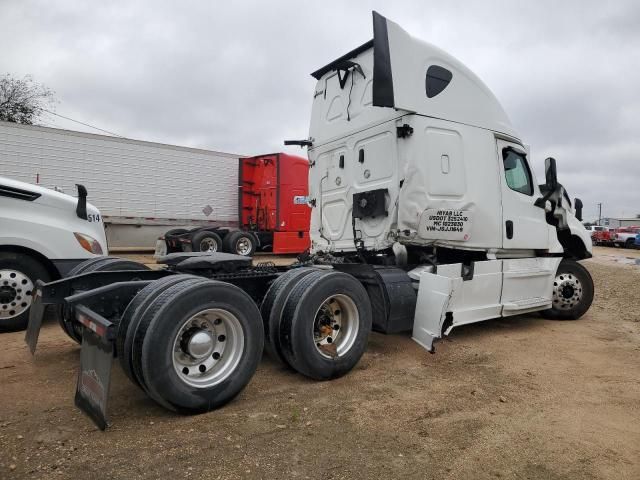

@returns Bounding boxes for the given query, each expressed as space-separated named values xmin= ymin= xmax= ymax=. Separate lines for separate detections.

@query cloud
xmin=2 ymin=0 xmax=639 ymax=220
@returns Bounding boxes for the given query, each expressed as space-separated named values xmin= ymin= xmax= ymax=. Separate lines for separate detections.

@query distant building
xmin=599 ymin=217 xmax=640 ymax=228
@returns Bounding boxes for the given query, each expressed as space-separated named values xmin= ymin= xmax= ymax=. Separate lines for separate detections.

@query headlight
xmin=74 ymin=232 xmax=104 ymax=254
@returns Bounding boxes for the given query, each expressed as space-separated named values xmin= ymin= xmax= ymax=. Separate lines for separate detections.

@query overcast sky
xmin=2 ymin=0 xmax=639 ymax=221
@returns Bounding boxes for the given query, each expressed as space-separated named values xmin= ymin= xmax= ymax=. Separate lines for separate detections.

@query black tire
xmin=541 ymin=259 xmax=594 ymax=320
xmin=129 ymin=278 xmax=208 ymax=410
xmin=66 ymin=257 xmax=111 ymax=277
xmin=58 ymin=257 xmax=150 ymax=343
xmin=223 ymin=230 xmax=257 ymax=257
xmin=57 ymin=257 xmax=110 ymax=340
xmin=191 ymin=231 xmax=223 ymax=253
xmin=0 ymin=252 xmax=50 ymax=332
xmin=165 ymin=228 xmax=188 ymax=237
xmin=260 ymin=267 xmax=317 ymax=364
xmin=625 ymin=238 xmax=635 ymax=249
xmin=279 ymin=271 xmax=372 ymax=380
xmin=134 ymin=280 xmax=264 ymax=413
xmin=116 ymin=274 xmax=202 ymax=388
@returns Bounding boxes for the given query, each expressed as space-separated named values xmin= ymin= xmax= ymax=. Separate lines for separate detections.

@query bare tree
xmin=0 ymin=74 xmax=56 ymax=125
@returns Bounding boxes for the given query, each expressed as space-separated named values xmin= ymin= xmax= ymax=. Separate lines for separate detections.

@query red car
xmin=591 ymin=228 xmax=616 ymax=246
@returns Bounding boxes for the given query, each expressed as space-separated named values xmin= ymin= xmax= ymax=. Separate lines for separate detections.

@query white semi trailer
xmin=0 ymin=120 xmax=240 ymax=248
xmin=27 ymin=12 xmax=593 ymax=430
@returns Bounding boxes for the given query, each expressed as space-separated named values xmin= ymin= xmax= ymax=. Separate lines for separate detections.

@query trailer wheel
xmin=0 ymin=253 xmax=50 ymax=332
xmin=116 ymin=274 xmax=202 ymax=388
xmin=279 ymin=271 xmax=372 ymax=380
xmin=541 ymin=259 xmax=594 ymax=320
xmin=192 ymin=231 xmax=223 ymax=253
xmin=133 ymin=280 xmax=263 ymax=413
xmin=260 ymin=267 xmax=317 ymax=364
xmin=223 ymin=231 xmax=257 ymax=257
xmin=58 ymin=257 xmax=150 ymax=343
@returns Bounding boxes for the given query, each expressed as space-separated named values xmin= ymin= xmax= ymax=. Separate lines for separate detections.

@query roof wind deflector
xmin=371 ymin=11 xmax=394 ymax=108
xmin=310 ymin=40 xmax=374 ymax=80
xmin=309 ymin=12 xmax=395 ymax=106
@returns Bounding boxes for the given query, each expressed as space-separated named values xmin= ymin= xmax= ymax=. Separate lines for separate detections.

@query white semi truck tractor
xmin=26 ymin=12 xmax=593 ymax=430
xmin=0 ymin=178 xmax=109 ymax=331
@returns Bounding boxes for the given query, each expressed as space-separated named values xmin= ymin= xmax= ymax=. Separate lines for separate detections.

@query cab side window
xmin=502 ymin=149 xmax=533 ymax=196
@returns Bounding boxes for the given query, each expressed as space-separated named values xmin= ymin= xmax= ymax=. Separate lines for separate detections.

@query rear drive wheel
xmin=260 ymin=267 xmax=317 ymax=364
xmin=116 ymin=274 xmax=202 ymax=388
xmin=279 ymin=271 xmax=372 ymax=380
xmin=625 ymin=238 xmax=635 ymax=249
xmin=223 ymin=231 xmax=257 ymax=257
xmin=133 ymin=280 xmax=264 ymax=413
xmin=0 ymin=253 xmax=50 ymax=332
xmin=58 ymin=257 xmax=150 ymax=343
xmin=541 ymin=259 xmax=594 ymax=320
xmin=192 ymin=231 xmax=223 ymax=253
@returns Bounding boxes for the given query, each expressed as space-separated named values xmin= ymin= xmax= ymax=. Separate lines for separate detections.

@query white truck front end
xmin=0 ymin=176 xmax=107 ymax=330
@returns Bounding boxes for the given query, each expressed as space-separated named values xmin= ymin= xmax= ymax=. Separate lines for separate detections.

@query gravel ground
xmin=0 ymin=247 xmax=638 ymax=479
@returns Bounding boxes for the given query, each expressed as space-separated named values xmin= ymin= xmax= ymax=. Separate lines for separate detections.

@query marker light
xmin=74 ymin=232 xmax=103 ymax=255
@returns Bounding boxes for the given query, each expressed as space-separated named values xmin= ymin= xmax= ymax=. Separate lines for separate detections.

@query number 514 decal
xmin=87 ymin=214 xmax=101 ymax=222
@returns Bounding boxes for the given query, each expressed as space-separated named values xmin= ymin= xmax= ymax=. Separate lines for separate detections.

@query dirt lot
xmin=1 ymin=247 xmax=639 ymax=479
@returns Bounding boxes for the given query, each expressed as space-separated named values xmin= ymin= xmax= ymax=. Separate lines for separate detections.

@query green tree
xmin=0 ymin=74 xmax=55 ymax=125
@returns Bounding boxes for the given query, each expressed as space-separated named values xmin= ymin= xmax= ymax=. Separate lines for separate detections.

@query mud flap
xmin=411 ymin=272 xmax=454 ymax=352
xmin=75 ymin=328 xmax=114 ymax=430
xmin=74 ymin=306 xmax=116 ymax=430
xmin=25 ymin=281 xmax=47 ymax=355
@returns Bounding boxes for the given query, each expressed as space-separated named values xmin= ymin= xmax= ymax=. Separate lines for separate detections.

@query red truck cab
xmin=239 ymin=153 xmax=310 ymax=254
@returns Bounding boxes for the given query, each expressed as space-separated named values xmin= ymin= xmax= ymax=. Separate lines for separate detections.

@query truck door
xmin=496 ymin=139 xmax=548 ymax=250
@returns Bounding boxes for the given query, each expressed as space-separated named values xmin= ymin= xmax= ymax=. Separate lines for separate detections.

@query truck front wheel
xmin=0 ymin=252 xmax=50 ymax=332
xmin=541 ymin=259 xmax=594 ymax=320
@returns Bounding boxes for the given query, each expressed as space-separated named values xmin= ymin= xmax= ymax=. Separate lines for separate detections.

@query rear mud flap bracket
xmin=25 ymin=283 xmax=47 ymax=355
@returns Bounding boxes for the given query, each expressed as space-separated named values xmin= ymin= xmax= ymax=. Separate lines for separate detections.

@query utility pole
xmin=597 ymin=202 xmax=602 ymax=225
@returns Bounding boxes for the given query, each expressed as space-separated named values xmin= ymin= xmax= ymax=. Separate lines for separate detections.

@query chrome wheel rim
xmin=199 ymin=237 xmax=219 ymax=252
xmin=0 ymin=269 xmax=33 ymax=320
xmin=552 ymin=272 xmax=583 ymax=310
xmin=312 ymin=294 xmax=359 ymax=358
xmin=172 ymin=308 xmax=244 ymax=388
xmin=235 ymin=237 xmax=252 ymax=255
